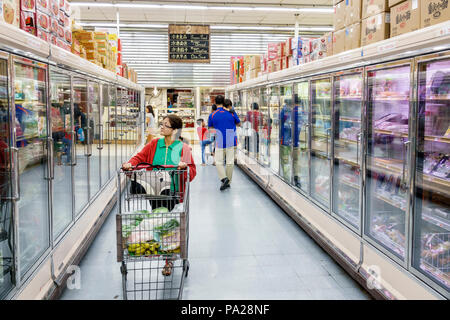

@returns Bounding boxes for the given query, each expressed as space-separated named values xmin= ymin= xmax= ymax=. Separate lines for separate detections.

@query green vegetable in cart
xmin=152 ymin=207 xmax=169 ymax=213
xmin=154 ymin=219 xmax=180 ymax=235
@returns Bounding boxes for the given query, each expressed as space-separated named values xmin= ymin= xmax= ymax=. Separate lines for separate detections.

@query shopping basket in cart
xmin=116 ymin=163 xmax=190 ymax=300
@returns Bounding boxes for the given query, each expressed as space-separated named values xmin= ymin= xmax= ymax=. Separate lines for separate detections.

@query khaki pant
xmin=215 ymin=147 xmax=235 ymax=182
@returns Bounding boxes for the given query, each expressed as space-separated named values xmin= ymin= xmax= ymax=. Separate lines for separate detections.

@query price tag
xmin=377 ymin=42 xmax=396 ymax=53
xmin=439 ymin=26 xmax=450 ymax=36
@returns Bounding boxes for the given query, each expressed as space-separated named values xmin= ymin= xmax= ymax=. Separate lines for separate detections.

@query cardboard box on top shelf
xmin=267 ymin=42 xmax=278 ymax=60
xmin=345 ymin=0 xmax=362 ymax=26
xmin=345 ymin=22 xmax=361 ymax=50
xmin=361 ymin=12 xmax=390 ymax=46
xmin=301 ymin=39 xmax=312 ymax=56
xmin=421 ymin=0 xmax=450 ymax=28
xmin=333 ymin=28 xmax=346 ymax=54
xmin=333 ymin=0 xmax=343 ymax=4
xmin=277 ymin=42 xmax=286 ymax=58
xmin=285 ymin=37 xmax=292 ymax=56
xmin=334 ymin=1 xmax=346 ymax=30
xmin=389 ymin=0 xmax=404 ymax=7
xmin=391 ymin=0 xmax=420 ymax=37
xmin=20 ymin=9 xmax=37 ymax=35
xmin=37 ymin=0 xmax=50 ymax=15
xmin=73 ymin=30 xmax=94 ymax=41
xmin=362 ymin=0 xmax=389 ymax=19
xmin=86 ymin=50 xmax=98 ymax=61
xmin=250 ymin=54 xmax=261 ymax=70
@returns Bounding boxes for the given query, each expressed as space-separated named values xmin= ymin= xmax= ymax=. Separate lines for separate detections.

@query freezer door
xmin=258 ymin=87 xmax=270 ymax=167
xmin=279 ymin=84 xmax=294 ymax=183
xmin=0 ymin=54 xmax=15 ymax=299
xmin=412 ymin=56 xmax=450 ymax=293
xmin=269 ymin=86 xmax=280 ymax=175
xmin=310 ymin=78 xmax=332 ymax=209
xmin=13 ymin=57 xmax=50 ymax=279
xmin=100 ymin=83 xmax=109 ymax=185
xmin=109 ymin=85 xmax=118 ymax=177
xmin=49 ymin=69 xmax=73 ymax=240
xmin=293 ymin=81 xmax=310 ymax=195
xmin=332 ymin=73 xmax=363 ymax=229
xmin=365 ymin=64 xmax=412 ymax=260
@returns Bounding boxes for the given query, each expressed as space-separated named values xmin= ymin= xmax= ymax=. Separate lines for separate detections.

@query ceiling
xmin=72 ymin=0 xmax=333 ymax=30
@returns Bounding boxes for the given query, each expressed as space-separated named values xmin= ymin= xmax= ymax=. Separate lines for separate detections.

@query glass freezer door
xmin=100 ymin=83 xmax=109 ymax=186
xmin=311 ymin=78 xmax=332 ymax=208
xmin=88 ymin=81 xmax=101 ymax=198
xmin=259 ymin=87 xmax=270 ymax=167
xmin=14 ymin=58 xmax=50 ymax=278
xmin=269 ymin=86 xmax=280 ymax=175
xmin=0 ymin=55 xmax=14 ymax=298
xmin=412 ymin=56 xmax=450 ymax=292
xmin=109 ymin=85 xmax=117 ymax=177
xmin=246 ymin=89 xmax=260 ymax=158
xmin=49 ymin=69 xmax=73 ymax=240
xmin=332 ymin=73 xmax=363 ymax=229
xmin=293 ymin=81 xmax=310 ymax=194
xmin=365 ymin=65 xmax=411 ymax=260
xmin=279 ymin=84 xmax=293 ymax=183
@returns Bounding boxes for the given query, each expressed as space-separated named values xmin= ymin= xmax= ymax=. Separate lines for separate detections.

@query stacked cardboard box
xmin=230 ymin=56 xmax=244 ymax=84
xmin=361 ymin=0 xmax=391 ymax=46
xmin=243 ymin=54 xmax=262 ymax=81
xmin=421 ymin=0 xmax=450 ymax=28
xmin=390 ymin=0 xmax=420 ymax=37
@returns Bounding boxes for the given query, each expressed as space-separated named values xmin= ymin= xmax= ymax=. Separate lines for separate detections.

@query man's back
xmin=209 ymin=107 xmax=240 ymax=148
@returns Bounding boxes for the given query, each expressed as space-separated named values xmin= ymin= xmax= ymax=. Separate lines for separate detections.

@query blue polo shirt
xmin=208 ymin=107 xmax=240 ymax=148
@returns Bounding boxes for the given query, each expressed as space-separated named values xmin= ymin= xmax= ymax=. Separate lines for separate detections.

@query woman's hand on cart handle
xmin=178 ymin=161 xmax=187 ymax=169
xmin=122 ymin=162 xmax=133 ymax=171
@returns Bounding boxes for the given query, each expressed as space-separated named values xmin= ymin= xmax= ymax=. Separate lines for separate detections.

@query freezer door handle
xmin=97 ymin=124 xmax=104 ymax=150
xmin=357 ymin=132 xmax=362 ymax=167
xmin=326 ymin=128 xmax=332 ymax=160
xmin=10 ymin=147 xmax=20 ymax=201
xmin=402 ymin=140 xmax=411 ymax=187
xmin=48 ymin=137 xmax=54 ymax=180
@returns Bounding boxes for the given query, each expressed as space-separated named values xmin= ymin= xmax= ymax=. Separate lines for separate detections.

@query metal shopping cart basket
xmin=116 ymin=163 xmax=190 ymax=300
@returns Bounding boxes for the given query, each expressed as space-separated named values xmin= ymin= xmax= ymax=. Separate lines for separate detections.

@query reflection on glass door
xmin=269 ymin=86 xmax=280 ymax=174
xmin=73 ymin=77 xmax=89 ymax=216
xmin=117 ymin=88 xmax=125 ymax=165
xmin=240 ymin=90 xmax=248 ymax=153
xmin=14 ymin=58 xmax=50 ymax=278
xmin=88 ymin=81 xmax=100 ymax=198
xmin=332 ymin=72 xmax=363 ymax=228
xmin=259 ymin=87 xmax=270 ymax=166
xmin=244 ymin=89 xmax=261 ymax=158
xmin=311 ymin=78 xmax=332 ymax=208
xmin=279 ymin=84 xmax=293 ymax=182
xmin=0 ymin=56 xmax=14 ymax=298
xmin=293 ymin=81 xmax=310 ymax=193
xmin=49 ymin=69 xmax=72 ymax=239
xmin=101 ymin=84 xmax=109 ymax=185
xmin=365 ymin=65 xmax=411 ymax=259
xmin=413 ymin=57 xmax=450 ymax=291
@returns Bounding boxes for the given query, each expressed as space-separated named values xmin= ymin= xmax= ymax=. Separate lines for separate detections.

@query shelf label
xmin=377 ymin=42 xmax=397 ymax=53
xmin=27 ymin=38 xmax=42 ymax=51
xmin=438 ymin=26 xmax=450 ymax=36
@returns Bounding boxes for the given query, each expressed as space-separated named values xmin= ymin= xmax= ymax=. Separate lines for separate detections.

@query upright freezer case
xmin=365 ymin=62 xmax=412 ymax=260
xmin=412 ymin=53 xmax=450 ymax=293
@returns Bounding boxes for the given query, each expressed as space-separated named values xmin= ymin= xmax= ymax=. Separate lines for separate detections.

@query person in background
xmin=208 ymin=95 xmax=240 ymax=191
xmin=196 ymin=118 xmax=212 ymax=166
xmin=145 ymin=105 xmax=156 ymax=143
xmin=280 ymin=99 xmax=293 ymax=181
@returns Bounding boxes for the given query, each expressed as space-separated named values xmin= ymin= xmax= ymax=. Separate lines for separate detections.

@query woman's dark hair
xmin=146 ymin=105 xmax=155 ymax=117
xmin=224 ymin=99 xmax=233 ymax=108
xmin=251 ymin=102 xmax=259 ymax=110
xmin=215 ymin=95 xmax=225 ymax=106
xmin=164 ymin=114 xmax=183 ymax=130
xmin=211 ymin=104 xmax=217 ymax=111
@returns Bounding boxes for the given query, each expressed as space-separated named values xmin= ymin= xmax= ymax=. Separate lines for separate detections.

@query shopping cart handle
xmin=133 ymin=163 xmax=177 ymax=170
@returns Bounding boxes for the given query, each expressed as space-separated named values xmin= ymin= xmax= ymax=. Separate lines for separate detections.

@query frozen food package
xmin=21 ymin=0 xmax=35 ymax=12
xmin=36 ymin=0 xmax=49 ymax=14
xmin=1 ymin=0 xmax=20 ymax=27
xmin=50 ymin=15 xmax=57 ymax=34
xmin=49 ymin=0 xmax=57 ymax=16
xmin=64 ymin=27 xmax=71 ymax=43
xmin=56 ymin=21 xmax=63 ymax=38
xmin=20 ymin=9 xmax=36 ymax=35
xmin=37 ymin=28 xmax=49 ymax=42
xmin=36 ymin=10 xmax=49 ymax=31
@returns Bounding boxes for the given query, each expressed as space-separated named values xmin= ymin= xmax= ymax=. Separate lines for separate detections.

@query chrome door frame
xmin=363 ymin=58 xmax=414 ymax=269
xmin=330 ymin=67 xmax=365 ymax=236
xmin=408 ymin=50 xmax=450 ymax=299
xmin=309 ymin=74 xmax=333 ymax=214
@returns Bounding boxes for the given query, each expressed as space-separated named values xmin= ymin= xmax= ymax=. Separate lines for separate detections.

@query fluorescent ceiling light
xmin=71 ymin=2 xmax=332 ymax=13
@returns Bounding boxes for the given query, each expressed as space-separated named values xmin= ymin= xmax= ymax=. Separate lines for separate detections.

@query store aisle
xmin=60 ymin=159 xmax=371 ymax=300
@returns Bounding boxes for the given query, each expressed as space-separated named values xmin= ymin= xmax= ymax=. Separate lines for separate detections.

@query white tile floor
xmin=60 ymin=147 xmax=372 ymax=300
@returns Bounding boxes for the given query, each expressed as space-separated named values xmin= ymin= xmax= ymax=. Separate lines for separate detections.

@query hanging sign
xmin=168 ymin=24 xmax=210 ymax=63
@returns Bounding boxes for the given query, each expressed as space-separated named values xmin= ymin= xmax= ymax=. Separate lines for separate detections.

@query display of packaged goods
xmin=361 ymin=12 xmax=391 ymax=46
xmin=20 ymin=8 xmax=36 ymax=35
xmin=63 ymin=0 xmax=69 ymax=15
xmin=285 ymin=37 xmax=292 ymax=55
xmin=333 ymin=28 xmax=346 ymax=54
xmin=311 ymin=37 xmax=327 ymax=53
xmin=301 ymin=39 xmax=312 ymax=56
xmin=267 ymin=43 xmax=278 ymax=60
xmin=362 ymin=0 xmax=389 ymax=19
xmin=324 ymin=32 xmax=334 ymax=56
xmin=36 ymin=10 xmax=49 ymax=31
xmin=345 ymin=0 xmax=362 ymax=26
xmin=390 ymin=0 xmax=420 ymax=37
xmin=85 ymin=50 xmax=98 ymax=60
xmin=63 ymin=26 xmax=70 ymax=43
xmin=334 ymin=1 xmax=346 ymax=30
xmin=421 ymin=0 xmax=450 ymax=28
xmin=80 ymin=40 xmax=97 ymax=50
xmin=72 ymin=30 xmax=94 ymax=41
xmin=36 ymin=27 xmax=49 ymax=42
xmin=0 ymin=0 xmax=20 ymax=27
xmin=345 ymin=22 xmax=361 ymax=51
xmin=80 ymin=46 xmax=86 ymax=59
xmin=277 ymin=42 xmax=285 ymax=58
xmin=71 ymin=39 xmax=80 ymax=54
xmin=36 ymin=0 xmax=48 ymax=14
xmin=56 ymin=21 xmax=63 ymax=37
xmin=57 ymin=7 xmax=62 ymax=23
xmin=50 ymin=33 xmax=56 ymax=45
xmin=21 ymin=0 xmax=35 ymax=12
xmin=311 ymin=50 xmax=327 ymax=61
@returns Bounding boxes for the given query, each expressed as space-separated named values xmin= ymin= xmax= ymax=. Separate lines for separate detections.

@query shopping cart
xmin=116 ymin=163 xmax=190 ymax=300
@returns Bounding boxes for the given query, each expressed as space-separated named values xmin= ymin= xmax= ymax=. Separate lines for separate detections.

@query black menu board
xmin=168 ymin=25 xmax=210 ymax=63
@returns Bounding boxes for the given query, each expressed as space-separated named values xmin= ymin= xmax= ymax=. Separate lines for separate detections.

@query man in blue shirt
xmin=208 ymin=95 xmax=241 ymax=191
